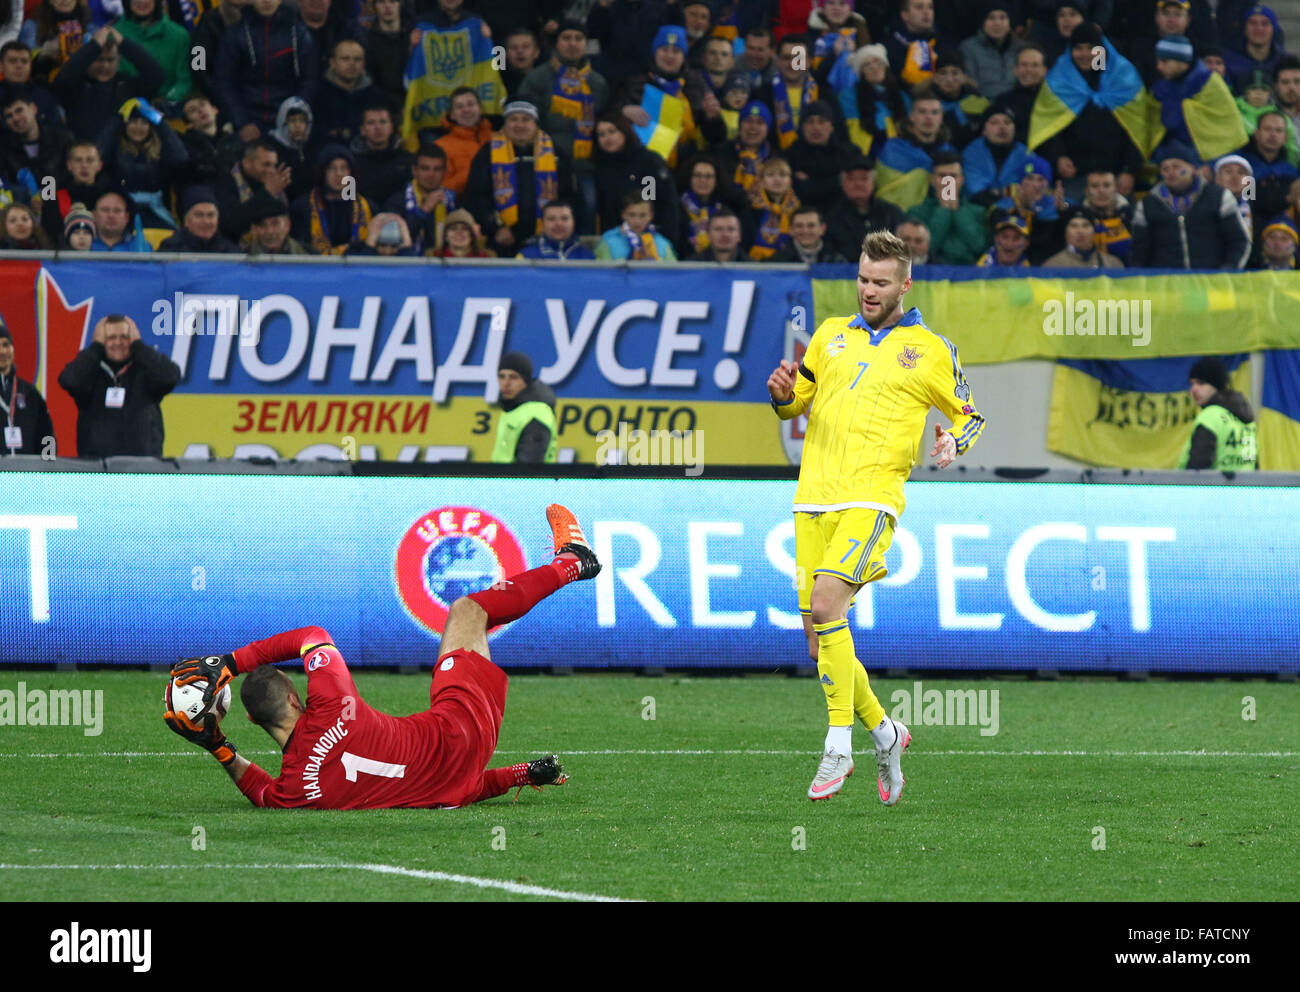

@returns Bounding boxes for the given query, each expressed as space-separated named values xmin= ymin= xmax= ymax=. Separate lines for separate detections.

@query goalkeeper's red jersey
xmin=231 ymin=627 xmax=506 ymax=809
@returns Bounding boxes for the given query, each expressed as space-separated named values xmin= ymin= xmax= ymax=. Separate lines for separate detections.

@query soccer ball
xmin=165 ymin=678 xmax=231 ymax=725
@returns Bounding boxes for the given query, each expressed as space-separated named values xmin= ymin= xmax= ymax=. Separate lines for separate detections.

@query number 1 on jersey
xmin=341 ymin=751 xmax=407 ymax=782
xmin=851 ymin=361 xmax=870 ymax=389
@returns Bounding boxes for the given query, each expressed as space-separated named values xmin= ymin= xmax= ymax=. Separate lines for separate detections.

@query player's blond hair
xmin=860 ymin=229 xmax=912 ymax=279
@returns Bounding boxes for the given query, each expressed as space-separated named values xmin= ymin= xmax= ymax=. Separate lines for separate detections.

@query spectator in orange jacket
xmin=434 ymin=85 xmax=494 ymax=197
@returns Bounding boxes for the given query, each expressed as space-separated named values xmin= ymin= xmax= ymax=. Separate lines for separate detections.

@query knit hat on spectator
xmin=848 ymin=43 xmax=889 ymax=75
xmin=723 ymin=70 xmax=752 ymax=96
xmin=118 ymin=97 xmax=162 ymax=125
xmin=1188 ymin=356 xmax=1228 ymax=390
xmin=1061 ymin=205 xmax=1094 ymax=226
xmin=502 ymin=100 xmax=539 ymax=121
xmin=63 ymin=204 xmax=96 ymax=240
xmin=1214 ymin=153 xmax=1254 ymax=176
xmin=1068 ymin=21 xmax=1104 ymax=49
xmin=740 ymin=101 xmax=773 ymax=127
xmin=1155 ymin=35 xmax=1194 ymax=63
xmin=1155 ymin=138 xmax=1201 ymax=165
xmin=181 ymin=185 xmax=217 ymax=216
xmin=653 ymin=25 xmax=688 ymax=53
xmin=1243 ymin=4 xmax=1281 ymax=38
xmin=443 ymin=208 xmax=475 ymax=230
xmin=993 ymin=211 xmax=1031 ymax=236
xmin=249 ymin=189 xmax=289 ymax=223
xmin=436 ymin=209 xmax=477 ymax=252
xmin=841 ymin=152 xmax=877 ymax=172
xmin=1239 ymin=68 xmax=1273 ymax=96
xmin=982 ymin=104 xmax=1015 ymax=127
xmin=1262 ymin=214 xmax=1299 ymax=244
xmin=555 ymin=17 xmax=587 ymax=37
xmin=0 ymin=322 xmax=11 ymax=343
xmin=935 ymin=52 xmax=965 ymax=72
xmin=1022 ymin=154 xmax=1052 ymax=183
xmin=499 ymin=351 xmax=534 ymax=382
xmin=376 ymin=219 xmax=404 ymax=245
xmin=1159 ymin=1 xmax=1191 ymax=11
xmin=315 ymin=143 xmax=356 ymax=170
xmin=802 ymin=100 xmax=834 ymax=121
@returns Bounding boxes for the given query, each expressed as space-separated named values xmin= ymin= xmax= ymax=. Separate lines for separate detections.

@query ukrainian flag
xmin=874 ymin=138 xmax=939 ymax=211
xmin=633 ymin=84 xmax=685 ymax=162
xmin=1152 ymin=61 xmax=1248 ymax=163
xmin=402 ymin=19 xmax=505 ymax=150
xmin=1047 ymin=354 xmax=1250 ymax=468
xmin=1259 ymin=349 xmax=1300 ymax=469
xmin=1029 ymin=39 xmax=1161 ymax=161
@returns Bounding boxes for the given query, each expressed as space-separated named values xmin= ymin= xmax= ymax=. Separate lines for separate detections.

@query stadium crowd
xmin=0 ymin=0 xmax=1296 ymax=269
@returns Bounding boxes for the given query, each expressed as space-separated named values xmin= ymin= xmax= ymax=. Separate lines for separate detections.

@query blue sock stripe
xmin=815 ymin=622 xmax=849 ymax=637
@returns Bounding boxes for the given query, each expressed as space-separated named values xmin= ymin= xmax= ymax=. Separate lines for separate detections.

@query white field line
xmin=0 ymin=863 xmax=632 ymax=902
xmin=1 ymin=749 xmax=1295 ymax=758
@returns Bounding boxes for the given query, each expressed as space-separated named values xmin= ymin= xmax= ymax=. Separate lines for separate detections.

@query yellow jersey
xmin=773 ymin=307 xmax=985 ymax=518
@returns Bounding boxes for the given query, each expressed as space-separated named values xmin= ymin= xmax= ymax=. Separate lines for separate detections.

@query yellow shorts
xmin=795 ymin=508 xmax=896 ymax=614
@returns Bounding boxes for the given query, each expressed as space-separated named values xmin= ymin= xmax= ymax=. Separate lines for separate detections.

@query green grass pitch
xmin=0 ymin=671 xmax=1296 ymax=901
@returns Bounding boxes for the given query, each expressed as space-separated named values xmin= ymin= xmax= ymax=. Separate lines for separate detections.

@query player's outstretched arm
xmin=230 ymin=627 xmax=335 ymax=672
xmin=162 ymin=705 xmax=259 ymax=792
xmin=221 ymin=753 xmax=252 ymax=786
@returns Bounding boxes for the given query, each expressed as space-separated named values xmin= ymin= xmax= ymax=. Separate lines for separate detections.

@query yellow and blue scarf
xmin=733 ymin=143 xmax=768 ymax=192
xmin=892 ymin=31 xmax=935 ymax=89
xmin=747 ymin=187 xmax=798 ymax=260
xmin=309 ymin=190 xmax=371 ymax=255
xmin=551 ymin=60 xmax=595 ymax=161
xmin=680 ymin=190 xmax=717 ymax=254
xmin=772 ymin=74 xmax=818 ymax=149
xmin=623 ymin=223 xmax=661 ymax=259
xmin=491 ymin=131 xmax=559 ymax=234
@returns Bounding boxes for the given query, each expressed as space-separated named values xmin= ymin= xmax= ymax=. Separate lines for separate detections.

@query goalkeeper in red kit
xmin=162 ymin=504 xmax=600 ymax=809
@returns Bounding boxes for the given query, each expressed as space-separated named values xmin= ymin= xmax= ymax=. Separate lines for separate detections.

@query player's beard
xmin=859 ymin=285 xmax=905 ymax=329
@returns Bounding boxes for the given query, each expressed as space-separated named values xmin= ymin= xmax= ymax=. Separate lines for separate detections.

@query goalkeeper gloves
xmin=164 ymin=710 xmax=239 ymax=766
xmin=170 ymin=653 xmax=236 ymax=710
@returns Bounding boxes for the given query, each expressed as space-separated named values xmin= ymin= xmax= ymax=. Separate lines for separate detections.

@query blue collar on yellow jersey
xmin=848 ymin=306 xmax=924 ymax=345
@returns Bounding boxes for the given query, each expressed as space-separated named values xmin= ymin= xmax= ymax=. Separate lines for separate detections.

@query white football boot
xmin=875 ymin=719 xmax=911 ymax=806
xmin=808 ymin=750 xmax=854 ymax=800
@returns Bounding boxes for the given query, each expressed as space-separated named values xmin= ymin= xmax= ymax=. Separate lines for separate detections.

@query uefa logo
xmin=394 ymin=506 xmax=526 ymax=637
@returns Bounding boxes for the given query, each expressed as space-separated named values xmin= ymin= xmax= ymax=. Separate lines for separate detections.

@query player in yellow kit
xmin=768 ymin=230 xmax=985 ymax=805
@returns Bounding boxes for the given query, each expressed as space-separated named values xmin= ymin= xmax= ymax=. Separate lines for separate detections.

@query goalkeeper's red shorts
xmin=427 ymin=649 xmax=509 ymax=806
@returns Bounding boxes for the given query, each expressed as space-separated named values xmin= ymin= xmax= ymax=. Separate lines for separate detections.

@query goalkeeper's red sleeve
xmin=232 ymin=627 xmax=334 ymax=673
xmin=237 ymin=761 xmax=276 ymax=807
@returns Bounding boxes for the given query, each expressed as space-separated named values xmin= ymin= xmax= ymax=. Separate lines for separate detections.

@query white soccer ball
xmin=166 ymin=679 xmax=231 ymax=725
